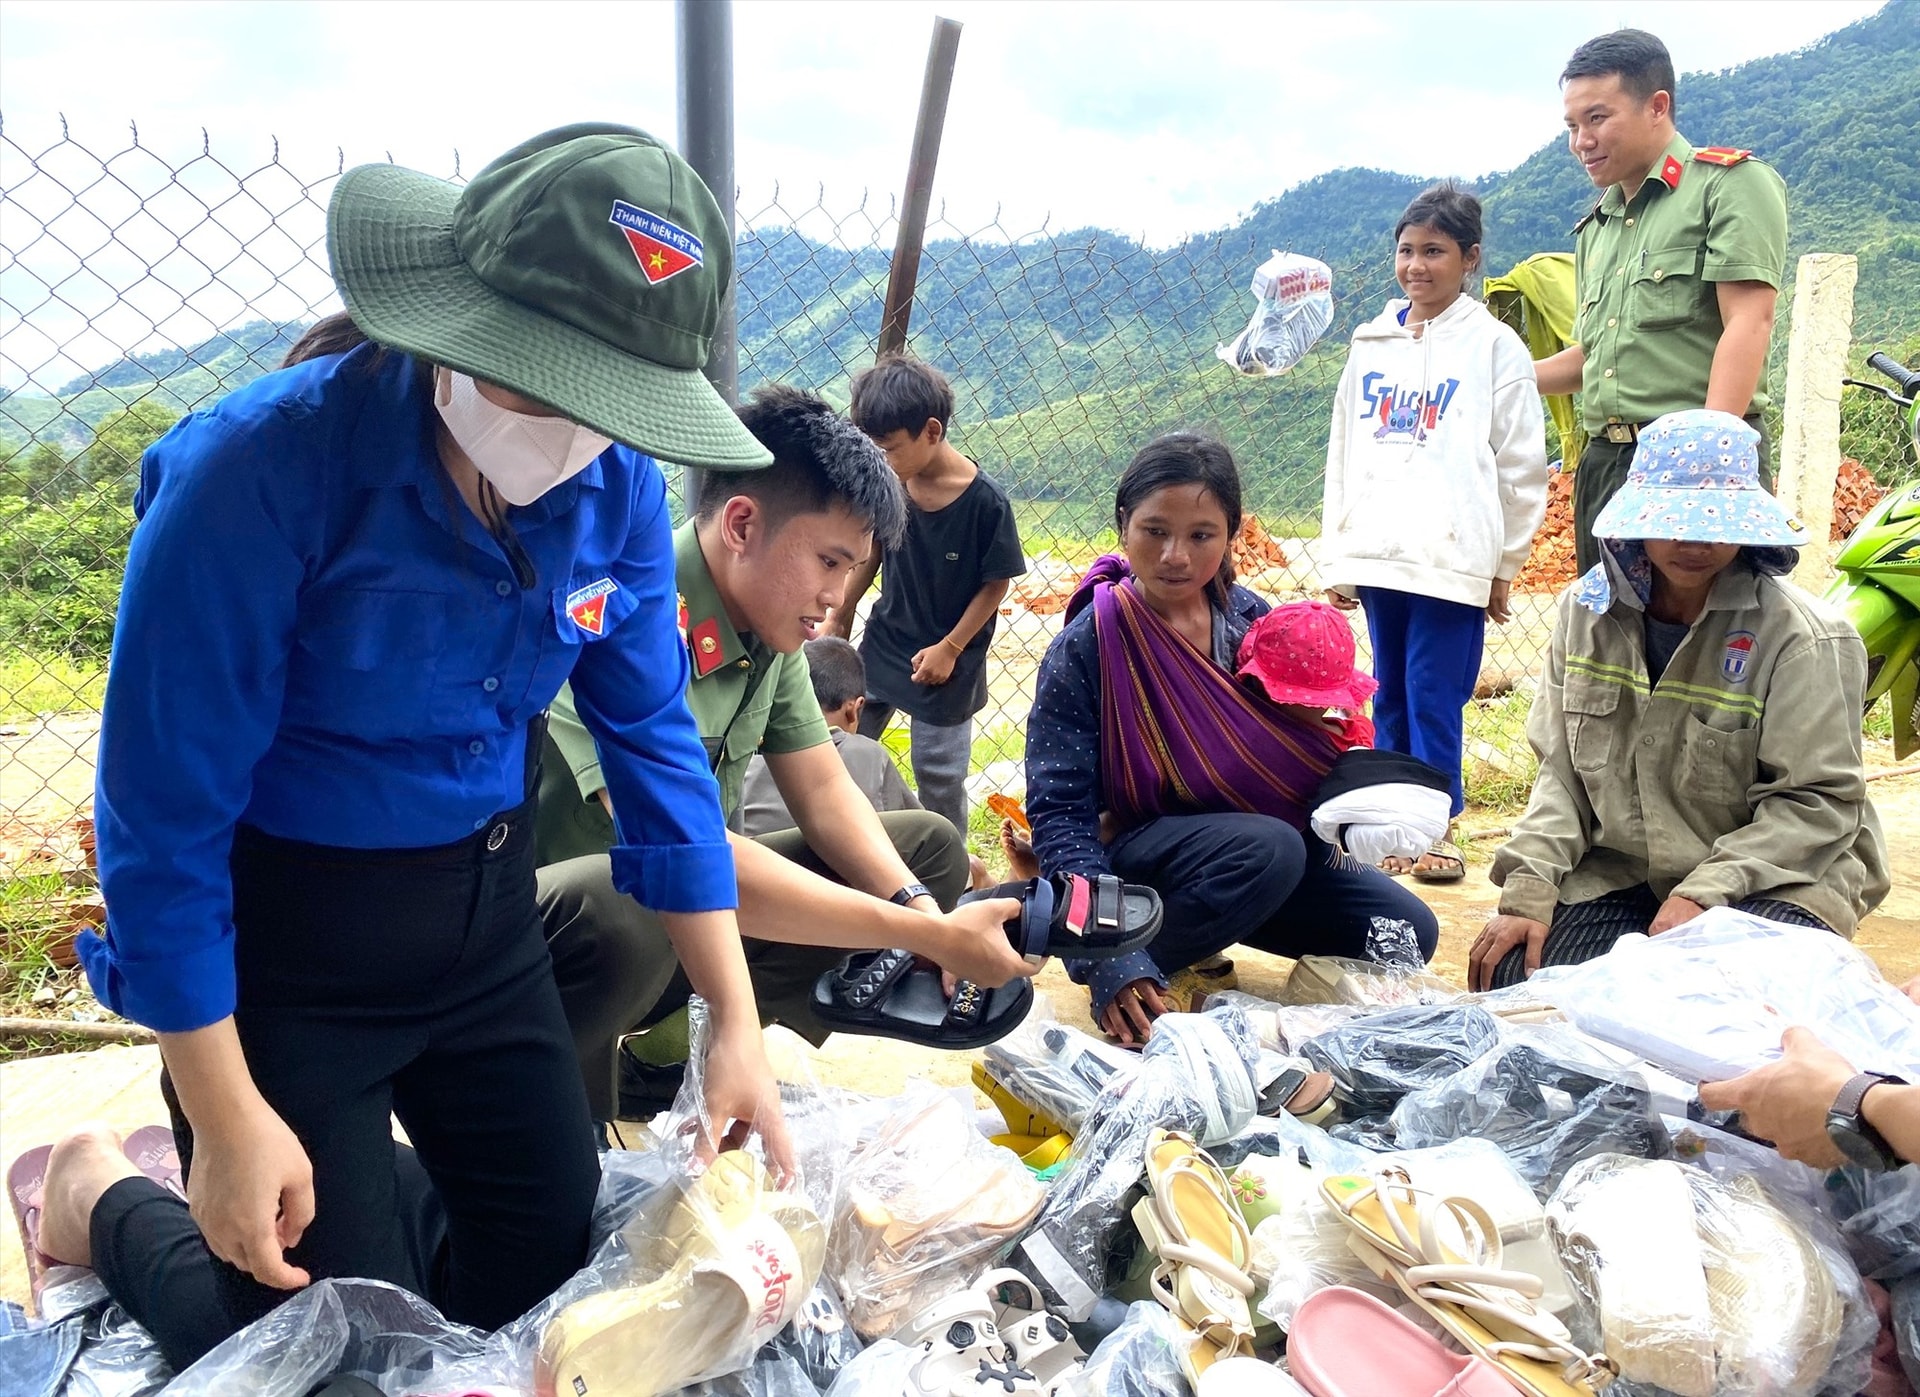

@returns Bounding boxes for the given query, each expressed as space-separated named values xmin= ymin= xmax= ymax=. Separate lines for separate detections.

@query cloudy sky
xmin=0 ymin=0 xmax=1884 ymax=244
xmin=0 ymin=0 xmax=1881 ymax=388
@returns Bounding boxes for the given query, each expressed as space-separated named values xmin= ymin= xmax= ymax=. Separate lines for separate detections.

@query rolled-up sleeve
xmin=82 ymin=413 xmax=314 ymax=1031
xmin=569 ymin=465 xmax=736 ymax=912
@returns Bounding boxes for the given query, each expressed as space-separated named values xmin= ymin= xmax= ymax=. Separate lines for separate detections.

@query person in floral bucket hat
xmin=1470 ymin=409 xmax=1888 ymax=990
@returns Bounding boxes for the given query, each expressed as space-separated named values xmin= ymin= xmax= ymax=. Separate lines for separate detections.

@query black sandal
xmin=810 ymin=948 xmax=1034 ymax=1049
xmin=960 ymin=873 xmax=1163 ymax=966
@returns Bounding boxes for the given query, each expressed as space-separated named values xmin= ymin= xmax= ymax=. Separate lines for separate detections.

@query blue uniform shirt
xmin=80 ymin=345 xmax=735 ymax=1032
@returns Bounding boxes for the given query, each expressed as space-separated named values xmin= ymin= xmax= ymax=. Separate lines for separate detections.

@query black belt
xmin=1598 ymin=411 xmax=1765 ymax=446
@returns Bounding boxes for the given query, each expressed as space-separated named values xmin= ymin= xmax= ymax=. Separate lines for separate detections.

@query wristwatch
xmin=888 ymin=883 xmax=934 ymax=907
xmin=1826 ymin=1071 xmax=1907 ymax=1171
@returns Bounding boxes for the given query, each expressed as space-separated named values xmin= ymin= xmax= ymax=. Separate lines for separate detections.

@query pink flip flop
xmin=7 ymin=1145 xmax=59 ymax=1307
xmin=1288 ymin=1287 xmax=1516 ymax=1397
xmin=121 ymin=1125 xmax=187 ymax=1200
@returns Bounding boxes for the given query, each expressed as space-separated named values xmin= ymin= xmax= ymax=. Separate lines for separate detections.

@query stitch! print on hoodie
xmin=1322 ymin=295 xmax=1548 ymax=608
xmin=1361 ymin=372 xmax=1461 ymax=444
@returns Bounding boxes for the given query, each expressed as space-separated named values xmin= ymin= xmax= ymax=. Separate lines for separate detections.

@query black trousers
xmin=1107 ymin=812 xmax=1441 ymax=978
xmin=1490 ymin=884 xmax=1831 ymax=989
xmin=90 ymin=802 xmax=601 ymax=1373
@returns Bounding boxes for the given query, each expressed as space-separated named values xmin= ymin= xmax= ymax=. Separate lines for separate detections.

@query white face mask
xmin=434 ymin=368 xmax=613 ymax=506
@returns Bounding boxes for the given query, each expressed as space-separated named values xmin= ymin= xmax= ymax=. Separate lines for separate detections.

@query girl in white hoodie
xmin=1320 ymin=183 xmax=1548 ymax=880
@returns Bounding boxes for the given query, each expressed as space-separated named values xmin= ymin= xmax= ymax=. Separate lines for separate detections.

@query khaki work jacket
xmin=1492 ymin=555 xmax=1888 ymax=934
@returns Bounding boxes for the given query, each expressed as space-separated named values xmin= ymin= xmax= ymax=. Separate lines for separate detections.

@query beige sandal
xmin=1323 ymin=1171 xmax=1616 ymax=1397
xmin=1129 ymin=1129 xmax=1256 ymax=1379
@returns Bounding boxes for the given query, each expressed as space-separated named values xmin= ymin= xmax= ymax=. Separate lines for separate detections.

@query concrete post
xmin=1776 ymin=252 xmax=1858 ymax=592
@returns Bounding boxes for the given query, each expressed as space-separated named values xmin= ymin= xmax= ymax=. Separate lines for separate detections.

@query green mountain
xmin=5 ymin=0 xmax=1914 ymax=527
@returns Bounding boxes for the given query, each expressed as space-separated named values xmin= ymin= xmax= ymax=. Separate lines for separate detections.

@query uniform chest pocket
xmin=1677 ymin=711 xmax=1759 ymax=810
xmin=1563 ymin=672 xmax=1625 ymax=775
xmin=1632 ymin=244 xmax=1707 ymax=331
xmin=290 ymin=589 xmax=446 ymax=730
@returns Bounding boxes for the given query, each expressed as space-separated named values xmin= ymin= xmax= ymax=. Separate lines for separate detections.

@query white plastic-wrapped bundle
xmin=1215 ymin=251 xmax=1335 ymax=376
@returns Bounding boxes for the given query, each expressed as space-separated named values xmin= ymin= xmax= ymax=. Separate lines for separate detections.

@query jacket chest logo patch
xmin=567 ymin=577 xmax=619 ymax=636
xmin=1721 ymin=631 xmax=1756 ymax=683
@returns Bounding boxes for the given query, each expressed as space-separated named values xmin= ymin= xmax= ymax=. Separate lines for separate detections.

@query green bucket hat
xmin=327 ymin=121 xmax=769 ymax=470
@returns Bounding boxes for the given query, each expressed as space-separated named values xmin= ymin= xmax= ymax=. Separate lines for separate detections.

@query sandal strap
xmin=1404 ymin=1262 xmax=1544 ymax=1298
xmin=1149 ymin=1156 xmax=1252 ymax=1265
xmin=1152 ymin=1240 xmax=1256 ymax=1297
xmin=836 ymin=949 xmax=916 ymax=1010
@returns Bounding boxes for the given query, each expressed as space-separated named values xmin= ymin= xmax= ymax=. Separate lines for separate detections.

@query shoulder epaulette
xmin=1693 ymin=147 xmax=1753 ymax=167
xmin=1573 ymin=203 xmax=1602 ymax=235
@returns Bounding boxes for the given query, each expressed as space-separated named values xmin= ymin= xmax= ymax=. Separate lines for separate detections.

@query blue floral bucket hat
xmin=1590 ymin=409 xmax=1809 ymax=547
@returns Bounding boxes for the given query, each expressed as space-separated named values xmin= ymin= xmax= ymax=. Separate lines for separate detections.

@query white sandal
xmin=1323 ymin=1170 xmax=1616 ymax=1397
xmin=983 ymin=1269 xmax=1085 ymax=1397
xmin=894 ymin=1271 xmax=1045 ymax=1397
xmin=1129 ymin=1130 xmax=1257 ymax=1379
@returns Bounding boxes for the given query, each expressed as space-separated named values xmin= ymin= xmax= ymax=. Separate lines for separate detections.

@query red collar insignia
xmin=688 ymin=616 xmax=726 ymax=677
xmin=1658 ymin=155 xmax=1685 ymax=190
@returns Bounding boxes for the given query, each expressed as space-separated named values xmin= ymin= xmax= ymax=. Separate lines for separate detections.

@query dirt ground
xmin=4 ymin=766 xmax=1916 ymax=1310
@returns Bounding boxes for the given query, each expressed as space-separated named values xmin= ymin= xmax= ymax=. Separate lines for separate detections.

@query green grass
xmin=0 ymin=870 xmax=77 ymax=1014
xmin=1461 ymin=689 xmax=1542 ymax=817
xmin=0 ymin=647 xmax=107 ymax=721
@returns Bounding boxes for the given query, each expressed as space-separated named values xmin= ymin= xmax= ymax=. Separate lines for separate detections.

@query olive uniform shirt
xmin=535 ymin=521 xmax=832 ymax=867
xmin=1573 ymin=132 xmax=1788 ymax=432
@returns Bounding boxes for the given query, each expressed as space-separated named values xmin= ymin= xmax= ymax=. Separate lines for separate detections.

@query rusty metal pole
xmin=877 ymin=17 xmax=962 ymax=360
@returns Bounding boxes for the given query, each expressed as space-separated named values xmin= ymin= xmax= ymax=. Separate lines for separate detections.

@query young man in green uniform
xmin=1534 ymin=29 xmax=1789 ymax=574
xmin=535 ymin=385 xmax=1029 ymax=1122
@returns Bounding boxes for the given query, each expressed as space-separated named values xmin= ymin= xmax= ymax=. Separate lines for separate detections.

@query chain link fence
xmin=2 ymin=125 xmax=1916 ymax=1016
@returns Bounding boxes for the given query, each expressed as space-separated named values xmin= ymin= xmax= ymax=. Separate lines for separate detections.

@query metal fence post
xmin=677 ymin=0 xmax=736 ymax=510
xmin=877 ymin=17 xmax=963 ymax=361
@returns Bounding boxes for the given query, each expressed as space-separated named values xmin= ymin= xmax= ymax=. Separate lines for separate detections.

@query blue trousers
xmin=1358 ymin=587 xmax=1485 ymax=819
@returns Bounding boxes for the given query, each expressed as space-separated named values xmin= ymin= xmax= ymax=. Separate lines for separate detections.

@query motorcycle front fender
xmin=1824 ymin=575 xmax=1920 ymax=704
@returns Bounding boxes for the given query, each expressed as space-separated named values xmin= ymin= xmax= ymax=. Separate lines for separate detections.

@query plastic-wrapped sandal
xmin=1129 ymin=1129 xmax=1256 ymax=1379
xmin=1289 ymin=1286 xmax=1515 ymax=1397
xmin=1322 ymin=1171 xmax=1616 ymax=1397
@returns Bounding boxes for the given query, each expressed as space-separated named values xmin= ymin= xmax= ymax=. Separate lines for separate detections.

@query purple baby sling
xmin=1069 ymin=556 xmax=1338 ymax=832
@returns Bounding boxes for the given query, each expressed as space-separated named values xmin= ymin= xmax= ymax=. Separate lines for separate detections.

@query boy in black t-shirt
xmin=830 ymin=356 xmax=1026 ymax=842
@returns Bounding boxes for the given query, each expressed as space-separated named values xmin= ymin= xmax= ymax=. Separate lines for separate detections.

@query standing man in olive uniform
xmin=1535 ymin=29 xmax=1789 ymax=574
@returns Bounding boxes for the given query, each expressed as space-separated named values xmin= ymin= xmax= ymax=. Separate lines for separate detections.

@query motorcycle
xmin=1826 ymin=351 xmax=1920 ymax=758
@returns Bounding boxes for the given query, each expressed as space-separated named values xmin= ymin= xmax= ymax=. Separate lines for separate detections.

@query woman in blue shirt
xmin=28 ymin=123 xmax=785 ymax=1369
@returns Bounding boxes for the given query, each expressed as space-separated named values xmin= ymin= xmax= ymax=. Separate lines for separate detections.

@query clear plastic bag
xmin=1826 ymin=1164 xmax=1920 ymax=1284
xmin=1527 ymin=907 xmax=1920 ymax=1082
xmin=978 ymin=1006 xmax=1142 ymax=1134
xmin=1011 ymin=1007 xmax=1264 ymax=1321
xmin=1215 ymin=251 xmax=1335 ymax=376
xmin=527 ymin=1007 xmax=847 ymax=1397
xmin=1302 ymin=1003 xmax=1504 ymax=1116
xmin=1061 ymin=1301 xmax=1192 ymax=1397
xmin=34 ymin=1272 xmax=174 ymax=1397
xmin=1278 ymin=955 xmax=1459 ymax=1010
xmin=828 ymin=1088 xmax=1046 ymax=1340
xmin=1385 ymin=1028 xmax=1673 ymax=1195
xmin=1548 ymin=1154 xmax=1877 ymax=1397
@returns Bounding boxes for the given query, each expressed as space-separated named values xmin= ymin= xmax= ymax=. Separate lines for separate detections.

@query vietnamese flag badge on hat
xmin=326 ymin=121 xmax=770 ymax=471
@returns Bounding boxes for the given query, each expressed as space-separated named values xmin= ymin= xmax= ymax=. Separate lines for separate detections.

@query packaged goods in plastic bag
xmin=829 ymin=1089 xmax=1046 ymax=1340
xmin=532 ymin=1004 xmax=848 ymax=1397
xmin=1386 ymin=1028 xmax=1673 ymax=1195
xmin=1827 ymin=1164 xmax=1920 ymax=1283
xmin=1302 ymin=1003 xmax=1503 ymax=1116
xmin=978 ymin=1008 xmax=1141 ymax=1135
xmin=1548 ymin=1154 xmax=1877 ymax=1397
xmin=1528 ymin=907 xmax=1920 ymax=1082
xmin=1215 ymin=251 xmax=1335 ymax=376
xmin=1013 ymin=1007 xmax=1263 ymax=1321
xmin=1279 ymin=954 xmax=1458 ymax=1009
xmin=1062 ymin=1301 xmax=1193 ymax=1397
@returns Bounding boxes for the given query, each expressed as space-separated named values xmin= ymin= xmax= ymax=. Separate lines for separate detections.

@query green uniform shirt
xmin=1573 ymin=132 xmax=1788 ymax=431
xmin=535 ymin=521 xmax=832 ymax=866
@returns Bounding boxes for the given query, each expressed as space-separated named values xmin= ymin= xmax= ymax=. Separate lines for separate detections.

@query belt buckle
xmin=1602 ymin=423 xmax=1636 ymax=445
